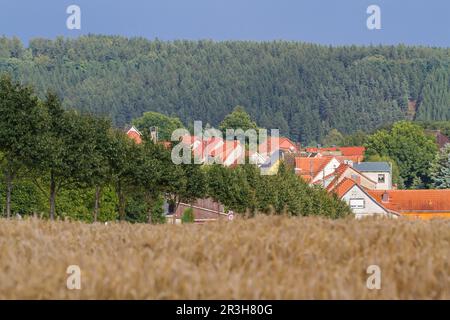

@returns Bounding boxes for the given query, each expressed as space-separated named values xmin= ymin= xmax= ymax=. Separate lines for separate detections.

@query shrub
xmin=181 ymin=207 xmax=195 ymax=224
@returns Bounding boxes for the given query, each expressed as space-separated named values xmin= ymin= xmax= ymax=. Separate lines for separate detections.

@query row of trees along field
xmin=0 ymin=75 xmax=351 ymax=222
xmin=0 ymin=36 xmax=449 ymax=145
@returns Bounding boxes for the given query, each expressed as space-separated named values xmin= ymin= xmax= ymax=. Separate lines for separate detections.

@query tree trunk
xmin=147 ymin=206 xmax=153 ymax=224
xmin=94 ymin=185 xmax=101 ymax=222
xmin=173 ymin=199 xmax=181 ymax=225
xmin=49 ymin=172 xmax=56 ymax=220
xmin=146 ymin=193 xmax=154 ymax=224
xmin=117 ymin=181 xmax=126 ymax=221
xmin=5 ymin=172 xmax=13 ymax=219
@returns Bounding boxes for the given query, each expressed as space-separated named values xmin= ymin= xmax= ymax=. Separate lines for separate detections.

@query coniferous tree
xmin=430 ymin=144 xmax=450 ymax=189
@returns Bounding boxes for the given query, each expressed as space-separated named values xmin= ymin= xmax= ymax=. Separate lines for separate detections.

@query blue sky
xmin=0 ymin=0 xmax=448 ymax=46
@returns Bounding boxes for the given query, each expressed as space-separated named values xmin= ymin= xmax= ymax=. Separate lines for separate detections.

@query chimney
xmin=150 ymin=126 xmax=158 ymax=143
xmin=382 ymin=192 xmax=389 ymax=203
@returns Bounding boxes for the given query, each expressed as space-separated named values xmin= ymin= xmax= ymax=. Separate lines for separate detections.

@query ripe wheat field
xmin=0 ymin=216 xmax=449 ymax=299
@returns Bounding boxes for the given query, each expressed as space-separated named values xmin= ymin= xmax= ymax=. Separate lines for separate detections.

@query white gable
xmin=341 ymin=184 xmax=395 ymax=219
xmin=312 ymin=158 xmax=341 ymax=183
xmin=127 ymin=126 xmax=142 ymax=136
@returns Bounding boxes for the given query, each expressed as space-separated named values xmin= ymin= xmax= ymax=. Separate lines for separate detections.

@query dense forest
xmin=0 ymin=35 xmax=449 ymax=144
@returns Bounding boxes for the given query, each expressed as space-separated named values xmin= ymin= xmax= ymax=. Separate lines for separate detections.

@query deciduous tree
xmin=365 ymin=121 xmax=438 ymax=188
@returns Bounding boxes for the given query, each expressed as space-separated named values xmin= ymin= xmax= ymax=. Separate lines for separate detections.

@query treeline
xmin=0 ymin=35 xmax=449 ymax=145
xmin=0 ymin=76 xmax=350 ymax=222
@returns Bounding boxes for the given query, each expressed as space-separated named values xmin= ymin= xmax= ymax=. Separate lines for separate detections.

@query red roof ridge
xmin=331 ymin=178 xmax=357 ymax=198
xmin=295 ymin=156 xmax=336 ymax=178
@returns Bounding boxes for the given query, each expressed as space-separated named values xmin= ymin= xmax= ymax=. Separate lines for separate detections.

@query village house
xmin=305 ymin=146 xmax=366 ymax=163
xmin=186 ymin=136 xmax=245 ymax=166
xmin=331 ymin=178 xmax=398 ymax=219
xmin=247 ymin=136 xmax=299 ymax=170
xmin=260 ymin=149 xmax=285 ymax=175
xmin=331 ymin=178 xmax=450 ymax=219
xmin=127 ymin=128 xmax=450 ymax=221
xmin=352 ymin=162 xmax=392 ymax=190
xmin=295 ymin=148 xmax=393 ymax=191
xmin=294 ymin=156 xmax=341 ymax=183
xmin=367 ymin=189 xmax=450 ymax=219
xmin=127 ymin=128 xmax=297 ymax=222
xmin=323 ymin=163 xmax=378 ymax=191
xmin=126 ymin=126 xmax=143 ymax=144
xmin=258 ymin=136 xmax=300 ymax=154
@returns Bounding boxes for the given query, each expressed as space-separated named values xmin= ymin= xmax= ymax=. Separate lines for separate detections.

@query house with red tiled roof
xmin=209 ymin=140 xmax=244 ymax=166
xmin=331 ymin=179 xmax=397 ymax=219
xmin=126 ymin=126 xmax=143 ymax=144
xmin=178 ymin=135 xmax=245 ymax=167
xmin=331 ymin=178 xmax=450 ymax=219
xmin=294 ymin=156 xmax=341 ymax=183
xmin=179 ymin=134 xmax=298 ymax=170
xmin=259 ymin=136 xmax=300 ymax=154
xmin=324 ymin=164 xmax=378 ymax=191
xmin=298 ymin=154 xmax=393 ymax=191
xmin=367 ymin=190 xmax=450 ymax=220
xmin=126 ymin=126 xmax=172 ymax=148
xmin=305 ymin=146 xmax=365 ymax=163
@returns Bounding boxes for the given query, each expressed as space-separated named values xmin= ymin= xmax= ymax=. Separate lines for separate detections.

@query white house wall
xmin=341 ymin=185 xmax=390 ymax=218
xmin=362 ymin=172 xmax=392 ymax=190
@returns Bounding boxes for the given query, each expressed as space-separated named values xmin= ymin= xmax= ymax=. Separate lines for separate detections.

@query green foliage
xmin=219 ymin=106 xmax=258 ymax=133
xmin=0 ymin=74 xmax=45 ymax=217
xmin=33 ymin=93 xmax=115 ymax=219
xmin=151 ymin=195 xmax=167 ymax=224
xmin=205 ymin=162 xmax=351 ymax=219
xmin=0 ymin=71 xmax=386 ymax=222
xmin=133 ymin=111 xmax=184 ymax=141
xmin=125 ymin=192 xmax=166 ymax=224
xmin=416 ymin=120 xmax=450 ymax=137
xmin=365 ymin=121 xmax=438 ymax=188
xmin=124 ymin=192 xmax=148 ymax=223
xmin=340 ymin=130 xmax=368 ymax=147
xmin=270 ymin=163 xmax=351 ymax=219
xmin=321 ymin=129 xmax=344 ymax=147
xmin=430 ymin=144 xmax=450 ymax=189
xmin=167 ymin=162 xmax=207 ymax=208
xmin=133 ymin=140 xmax=174 ymax=223
xmin=416 ymin=67 xmax=450 ymax=121
xmin=0 ymin=178 xmax=46 ymax=216
xmin=2 ymin=36 xmax=449 ymax=145
xmin=205 ymin=164 xmax=255 ymax=215
xmin=181 ymin=207 xmax=195 ymax=224
xmin=107 ymin=129 xmax=141 ymax=220
xmin=57 ymin=185 xmax=118 ymax=222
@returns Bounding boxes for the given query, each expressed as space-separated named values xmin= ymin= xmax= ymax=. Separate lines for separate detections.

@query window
xmin=349 ymin=199 xmax=365 ymax=209
xmin=378 ymin=174 xmax=385 ymax=183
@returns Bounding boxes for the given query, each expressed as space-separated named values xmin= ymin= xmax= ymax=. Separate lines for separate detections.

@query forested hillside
xmin=1 ymin=35 xmax=449 ymax=144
